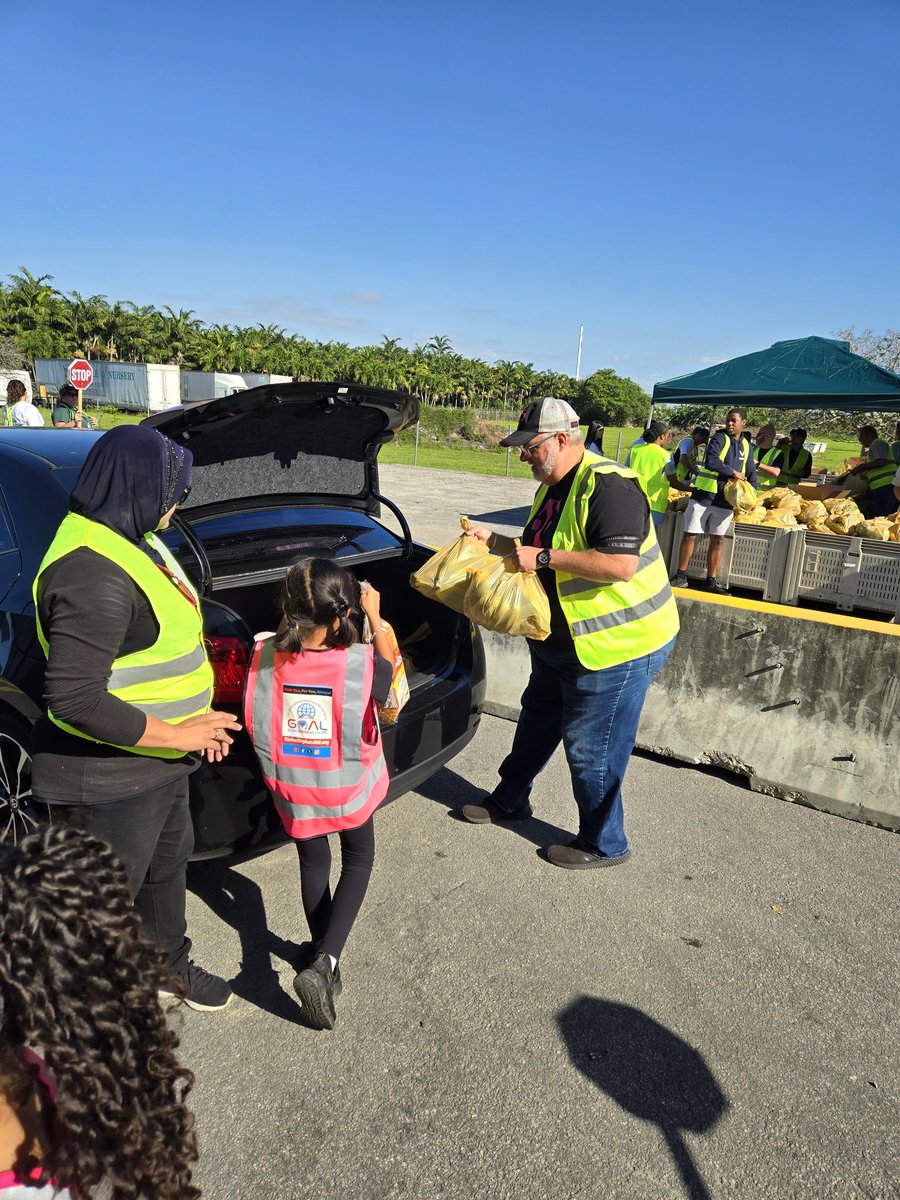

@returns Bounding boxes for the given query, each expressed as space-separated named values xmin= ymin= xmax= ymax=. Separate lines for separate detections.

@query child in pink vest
xmin=244 ymin=557 xmax=394 ymax=1030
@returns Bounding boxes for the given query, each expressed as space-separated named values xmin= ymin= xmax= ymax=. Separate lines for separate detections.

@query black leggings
xmin=296 ymin=817 xmax=375 ymax=961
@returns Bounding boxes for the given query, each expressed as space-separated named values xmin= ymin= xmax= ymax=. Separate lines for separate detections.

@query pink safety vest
xmin=244 ymin=639 xmax=389 ymax=838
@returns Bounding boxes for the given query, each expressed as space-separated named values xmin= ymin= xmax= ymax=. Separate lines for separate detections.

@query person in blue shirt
xmin=670 ymin=408 xmax=757 ymax=595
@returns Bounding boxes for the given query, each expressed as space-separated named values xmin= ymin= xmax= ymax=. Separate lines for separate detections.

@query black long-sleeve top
xmin=32 ymin=547 xmax=197 ymax=804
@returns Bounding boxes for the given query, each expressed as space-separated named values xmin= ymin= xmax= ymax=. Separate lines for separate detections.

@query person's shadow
xmin=414 ymin=766 xmax=572 ymax=851
xmin=187 ymin=858 xmax=310 ymax=1026
xmin=557 ymin=996 xmax=729 ymax=1200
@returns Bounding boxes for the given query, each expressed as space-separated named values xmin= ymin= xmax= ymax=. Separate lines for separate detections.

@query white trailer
xmin=34 ymin=359 xmax=181 ymax=413
xmin=181 ymin=372 xmax=249 ymax=402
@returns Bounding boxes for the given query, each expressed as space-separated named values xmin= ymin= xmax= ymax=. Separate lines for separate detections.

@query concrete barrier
xmin=480 ymin=592 xmax=900 ymax=832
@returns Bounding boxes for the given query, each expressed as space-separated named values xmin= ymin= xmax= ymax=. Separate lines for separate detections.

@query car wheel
xmin=0 ymin=709 xmax=42 ymax=845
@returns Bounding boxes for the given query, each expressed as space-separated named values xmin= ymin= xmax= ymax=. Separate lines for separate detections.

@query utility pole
xmin=575 ymin=325 xmax=584 ymax=381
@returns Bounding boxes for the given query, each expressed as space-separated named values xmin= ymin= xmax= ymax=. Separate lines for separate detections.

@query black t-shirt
xmin=522 ymin=460 xmax=649 ymax=656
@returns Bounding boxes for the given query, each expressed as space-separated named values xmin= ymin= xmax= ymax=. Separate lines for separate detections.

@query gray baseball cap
xmin=499 ymin=397 xmax=581 ymax=447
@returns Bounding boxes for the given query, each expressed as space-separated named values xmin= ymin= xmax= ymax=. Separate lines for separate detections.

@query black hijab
xmin=69 ymin=426 xmax=193 ymax=545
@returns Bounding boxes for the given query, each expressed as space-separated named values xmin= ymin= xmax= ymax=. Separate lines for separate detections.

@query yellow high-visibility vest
xmin=34 ymin=512 xmax=213 ymax=758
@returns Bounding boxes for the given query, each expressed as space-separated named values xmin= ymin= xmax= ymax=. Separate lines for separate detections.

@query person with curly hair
xmin=0 ymin=825 xmax=201 ymax=1200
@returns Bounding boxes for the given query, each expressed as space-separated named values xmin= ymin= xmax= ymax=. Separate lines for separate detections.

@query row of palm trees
xmin=0 ymin=267 xmax=594 ymax=411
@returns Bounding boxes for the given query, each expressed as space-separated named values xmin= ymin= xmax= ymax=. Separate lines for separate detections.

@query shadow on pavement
xmin=557 ymin=996 xmax=729 ymax=1200
xmin=187 ymin=858 xmax=307 ymax=1026
xmin=414 ymin=766 xmax=572 ymax=850
xmin=470 ymin=504 xmax=532 ymax=528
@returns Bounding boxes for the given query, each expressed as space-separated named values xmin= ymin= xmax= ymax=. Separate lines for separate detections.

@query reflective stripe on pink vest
xmin=244 ymin=639 xmax=389 ymax=838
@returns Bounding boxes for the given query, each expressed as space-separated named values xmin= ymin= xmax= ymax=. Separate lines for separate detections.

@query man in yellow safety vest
xmin=457 ymin=397 xmax=679 ymax=869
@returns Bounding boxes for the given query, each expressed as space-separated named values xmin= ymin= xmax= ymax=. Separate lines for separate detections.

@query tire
xmin=0 ymin=708 xmax=43 ymax=845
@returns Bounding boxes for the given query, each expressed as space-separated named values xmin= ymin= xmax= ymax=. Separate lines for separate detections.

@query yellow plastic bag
xmin=363 ymin=618 xmax=410 ymax=725
xmin=852 ymin=519 xmax=893 ymax=541
xmin=409 ymin=517 xmax=490 ymax=614
xmin=798 ymin=499 xmax=827 ymax=524
xmin=723 ymin=478 xmax=758 ymax=513
xmin=463 ymin=550 xmax=551 ymax=640
xmin=734 ymin=505 xmax=767 ymax=524
xmin=761 ymin=486 xmax=797 ymax=509
xmin=761 ymin=508 xmax=797 ymax=527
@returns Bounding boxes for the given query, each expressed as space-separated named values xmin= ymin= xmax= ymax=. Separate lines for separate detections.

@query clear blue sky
xmin=3 ymin=0 xmax=898 ymax=391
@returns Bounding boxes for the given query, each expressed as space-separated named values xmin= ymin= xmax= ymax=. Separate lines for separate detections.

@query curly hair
xmin=5 ymin=379 xmax=26 ymax=403
xmin=0 ymin=826 xmax=200 ymax=1200
xmin=275 ymin=555 xmax=361 ymax=653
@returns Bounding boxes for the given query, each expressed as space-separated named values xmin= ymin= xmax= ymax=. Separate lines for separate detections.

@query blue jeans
xmin=491 ymin=638 xmax=675 ymax=857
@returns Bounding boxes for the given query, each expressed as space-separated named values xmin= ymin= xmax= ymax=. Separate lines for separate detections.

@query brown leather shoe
xmin=459 ymin=796 xmax=533 ymax=824
xmin=546 ymin=841 xmax=632 ymax=869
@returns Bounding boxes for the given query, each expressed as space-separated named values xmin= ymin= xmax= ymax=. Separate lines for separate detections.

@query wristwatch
xmin=536 ymin=548 xmax=552 ymax=568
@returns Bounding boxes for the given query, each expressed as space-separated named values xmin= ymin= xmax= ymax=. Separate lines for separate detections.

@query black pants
xmin=50 ymin=776 xmax=193 ymax=973
xmin=296 ymin=817 xmax=375 ymax=962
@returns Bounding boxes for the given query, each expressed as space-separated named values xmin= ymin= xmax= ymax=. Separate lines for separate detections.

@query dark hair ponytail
xmin=275 ymin=557 xmax=361 ymax=653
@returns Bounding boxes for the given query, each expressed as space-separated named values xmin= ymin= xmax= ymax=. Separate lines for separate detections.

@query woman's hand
xmin=138 ymin=711 xmax=242 ymax=763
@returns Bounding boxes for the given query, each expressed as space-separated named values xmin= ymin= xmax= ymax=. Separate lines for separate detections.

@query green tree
xmin=577 ymin=369 xmax=650 ymax=427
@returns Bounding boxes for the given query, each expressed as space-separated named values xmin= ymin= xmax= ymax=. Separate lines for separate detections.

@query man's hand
xmin=511 ymin=545 xmax=541 ymax=572
xmin=732 ymin=470 xmax=747 ymax=482
xmin=465 ymin=525 xmax=493 ymax=543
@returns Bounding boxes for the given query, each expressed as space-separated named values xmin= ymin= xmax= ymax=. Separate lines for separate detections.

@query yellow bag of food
xmin=410 ymin=517 xmax=490 ymax=614
xmin=824 ymin=503 xmax=863 ymax=534
xmin=362 ymin=617 xmax=410 ymax=725
xmin=889 ymin=520 xmax=900 ymax=543
xmin=775 ymin=491 xmax=802 ymax=514
xmin=761 ymin=508 xmax=797 ymax=528
xmin=798 ymin=499 xmax=828 ymax=524
xmin=851 ymin=519 xmax=893 ymax=541
xmin=735 ymin=505 xmax=767 ymax=524
xmin=667 ymin=488 xmax=689 ymax=512
xmin=723 ymin=478 xmax=758 ymax=512
xmin=806 ymin=521 xmax=832 ymax=534
xmin=463 ymin=550 xmax=551 ymax=639
xmin=761 ymin=486 xmax=797 ymax=509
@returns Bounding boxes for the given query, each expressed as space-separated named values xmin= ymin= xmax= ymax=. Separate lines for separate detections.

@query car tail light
xmin=205 ymin=636 xmax=250 ymax=706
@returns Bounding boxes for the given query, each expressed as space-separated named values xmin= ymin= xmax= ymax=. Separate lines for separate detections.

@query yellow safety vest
xmin=755 ymin=446 xmax=781 ymax=491
xmin=628 ymin=441 xmax=671 ymax=513
xmin=779 ymin=447 xmax=812 ymax=487
xmin=864 ymin=446 xmax=895 ymax=491
xmin=34 ymin=512 xmax=213 ymax=758
xmin=530 ymin=452 xmax=680 ymax=670
xmin=693 ymin=436 xmax=750 ymax=495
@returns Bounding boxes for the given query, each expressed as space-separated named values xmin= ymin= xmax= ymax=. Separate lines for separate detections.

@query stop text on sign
xmin=67 ymin=359 xmax=94 ymax=390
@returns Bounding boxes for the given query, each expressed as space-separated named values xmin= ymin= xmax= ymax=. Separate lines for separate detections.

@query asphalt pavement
xmin=177 ymin=465 xmax=898 ymax=1200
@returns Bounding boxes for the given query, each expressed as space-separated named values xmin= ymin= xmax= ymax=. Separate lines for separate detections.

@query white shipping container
xmin=146 ymin=364 xmax=181 ymax=413
xmin=181 ymin=372 xmax=249 ymax=402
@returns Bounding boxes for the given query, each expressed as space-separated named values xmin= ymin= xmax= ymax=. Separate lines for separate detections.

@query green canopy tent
xmin=652 ymin=336 xmax=900 ymax=415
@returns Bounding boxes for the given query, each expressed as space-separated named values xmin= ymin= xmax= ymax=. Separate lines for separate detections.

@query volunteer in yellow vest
xmin=753 ymin=424 xmax=784 ymax=491
xmin=458 ymin=397 xmax=679 ymax=869
xmin=846 ymin=424 xmax=896 ymax=518
xmin=628 ymin=419 xmax=671 ymax=527
xmin=32 ymin=426 xmax=241 ymax=1011
xmin=665 ymin=425 xmax=709 ymax=493
xmin=778 ymin=427 xmax=813 ymax=487
xmin=671 ymin=408 xmax=757 ymax=596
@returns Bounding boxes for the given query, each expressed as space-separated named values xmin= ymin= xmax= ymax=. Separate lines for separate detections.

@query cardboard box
xmin=794 ymin=483 xmax=851 ymax=501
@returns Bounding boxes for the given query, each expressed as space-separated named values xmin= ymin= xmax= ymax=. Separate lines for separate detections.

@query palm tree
xmin=425 ymin=334 xmax=453 ymax=357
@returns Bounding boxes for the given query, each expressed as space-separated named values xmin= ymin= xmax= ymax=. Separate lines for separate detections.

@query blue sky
xmin=3 ymin=0 xmax=898 ymax=390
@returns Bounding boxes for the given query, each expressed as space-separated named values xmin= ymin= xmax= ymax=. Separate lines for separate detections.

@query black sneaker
xmin=160 ymin=961 xmax=233 ymax=1012
xmin=705 ymin=578 xmax=730 ymax=595
xmin=459 ymin=795 xmax=533 ymax=824
xmin=670 ymin=573 xmax=690 ymax=589
xmin=293 ymin=952 xmax=337 ymax=1030
xmin=291 ymin=941 xmax=342 ymax=998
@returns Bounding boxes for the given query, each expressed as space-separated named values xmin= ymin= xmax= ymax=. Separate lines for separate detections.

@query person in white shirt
xmin=7 ymin=380 xmax=44 ymax=427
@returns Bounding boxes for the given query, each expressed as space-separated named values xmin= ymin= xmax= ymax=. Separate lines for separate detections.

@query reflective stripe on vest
xmin=33 ymin=512 xmax=213 ymax=758
xmin=779 ymin=448 xmax=812 ymax=487
xmin=529 ymin=452 xmax=679 ymax=670
xmin=245 ymin=639 xmax=389 ymax=837
xmin=865 ymin=447 xmax=896 ymax=491
xmin=693 ymin=436 xmax=750 ymax=495
xmin=755 ymin=446 xmax=781 ymax=490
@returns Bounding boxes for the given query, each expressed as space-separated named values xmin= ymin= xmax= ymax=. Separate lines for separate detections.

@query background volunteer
xmin=628 ymin=419 xmax=671 ymax=526
xmin=671 ymin=407 xmax=757 ymax=595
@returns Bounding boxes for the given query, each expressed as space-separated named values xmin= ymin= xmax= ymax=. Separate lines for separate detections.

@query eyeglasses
xmin=520 ymin=433 xmax=556 ymax=457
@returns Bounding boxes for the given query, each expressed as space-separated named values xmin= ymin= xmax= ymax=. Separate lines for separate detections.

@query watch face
xmin=537 ymin=548 xmax=551 ymax=567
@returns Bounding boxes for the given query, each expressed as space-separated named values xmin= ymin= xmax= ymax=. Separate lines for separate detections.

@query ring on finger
xmin=214 ymin=727 xmax=223 ymax=740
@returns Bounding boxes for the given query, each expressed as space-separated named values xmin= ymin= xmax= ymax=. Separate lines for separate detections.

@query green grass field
xmin=85 ymin=409 xmax=860 ymax=476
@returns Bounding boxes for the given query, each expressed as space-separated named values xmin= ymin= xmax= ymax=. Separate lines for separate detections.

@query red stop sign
xmin=67 ymin=359 xmax=94 ymax=390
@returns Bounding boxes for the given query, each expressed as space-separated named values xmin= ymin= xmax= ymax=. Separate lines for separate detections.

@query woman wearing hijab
xmin=31 ymin=426 xmax=242 ymax=1011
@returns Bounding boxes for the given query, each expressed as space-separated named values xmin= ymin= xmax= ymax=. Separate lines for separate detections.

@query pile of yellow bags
xmin=410 ymin=518 xmax=551 ymax=639
xmin=667 ymin=488 xmax=689 ymax=512
xmin=822 ymin=497 xmax=863 ymax=535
